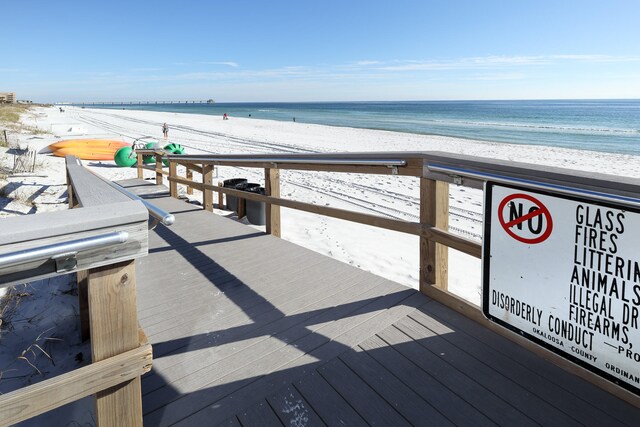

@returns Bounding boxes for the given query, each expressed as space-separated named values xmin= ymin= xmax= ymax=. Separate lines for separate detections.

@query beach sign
xmin=483 ymin=182 xmax=640 ymax=395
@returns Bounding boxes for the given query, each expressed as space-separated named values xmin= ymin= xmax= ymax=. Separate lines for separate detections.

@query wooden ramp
xmin=116 ymin=179 xmax=639 ymax=426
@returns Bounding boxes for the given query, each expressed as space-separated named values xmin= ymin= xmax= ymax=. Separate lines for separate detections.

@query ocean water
xmin=81 ymin=100 xmax=640 ymax=155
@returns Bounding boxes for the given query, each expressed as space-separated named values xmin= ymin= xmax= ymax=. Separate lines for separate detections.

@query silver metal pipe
xmin=427 ymin=164 xmax=640 ymax=208
xmin=0 ymin=231 xmax=128 ymax=269
xmin=83 ymin=167 xmax=175 ymax=226
xmin=164 ymin=156 xmax=407 ymax=167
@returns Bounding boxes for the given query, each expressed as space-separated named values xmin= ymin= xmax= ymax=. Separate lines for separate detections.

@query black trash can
xmin=223 ymin=178 xmax=247 ymax=211
xmin=245 ymin=186 xmax=266 ymax=226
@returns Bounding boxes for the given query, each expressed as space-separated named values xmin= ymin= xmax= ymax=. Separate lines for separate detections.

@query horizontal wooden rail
xmin=169 ymin=175 xmax=205 ymax=191
xmin=194 ymin=181 xmax=482 ymax=258
xmin=176 ymin=160 xmax=203 ymax=174
xmin=0 ymin=343 xmax=152 ymax=426
xmin=139 ymin=164 xmax=169 ymax=175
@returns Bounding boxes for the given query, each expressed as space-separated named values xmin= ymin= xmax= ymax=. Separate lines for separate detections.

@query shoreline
xmin=78 ymin=99 xmax=640 ymax=157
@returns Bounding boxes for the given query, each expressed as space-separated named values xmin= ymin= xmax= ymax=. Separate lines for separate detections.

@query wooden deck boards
xmin=115 ymin=179 xmax=640 ymax=426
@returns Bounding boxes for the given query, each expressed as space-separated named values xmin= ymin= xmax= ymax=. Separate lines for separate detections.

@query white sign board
xmin=483 ymin=182 xmax=640 ymax=395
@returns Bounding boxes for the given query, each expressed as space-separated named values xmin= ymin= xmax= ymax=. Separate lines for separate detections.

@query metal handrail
xmin=427 ymin=163 xmax=640 ymax=208
xmin=83 ymin=167 xmax=175 ymax=226
xmin=0 ymin=231 xmax=128 ymax=270
xmin=163 ymin=155 xmax=407 ymax=167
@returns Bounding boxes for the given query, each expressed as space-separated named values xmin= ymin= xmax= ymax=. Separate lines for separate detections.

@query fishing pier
xmin=1 ymin=151 xmax=639 ymax=425
xmin=74 ymin=100 xmax=215 ymax=106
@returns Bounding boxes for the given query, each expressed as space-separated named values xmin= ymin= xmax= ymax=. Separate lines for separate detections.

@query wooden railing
xmin=137 ymin=149 xmax=640 ymax=406
xmin=0 ymin=156 xmax=158 ymax=426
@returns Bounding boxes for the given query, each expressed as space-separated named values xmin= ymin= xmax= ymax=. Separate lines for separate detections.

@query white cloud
xmin=354 ymin=60 xmax=382 ymax=66
xmin=465 ymin=73 xmax=527 ymax=81
xmin=551 ymin=54 xmax=640 ymax=63
xmin=371 ymin=54 xmax=640 ymax=72
xmin=203 ymin=61 xmax=239 ymax=67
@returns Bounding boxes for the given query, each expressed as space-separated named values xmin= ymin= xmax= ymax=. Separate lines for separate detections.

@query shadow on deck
xmin=117 ymin=179 xmax=639 ymax=426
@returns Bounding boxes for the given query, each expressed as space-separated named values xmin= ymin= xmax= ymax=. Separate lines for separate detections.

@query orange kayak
xmin=49 ymin=139 xmax=129 ymax=160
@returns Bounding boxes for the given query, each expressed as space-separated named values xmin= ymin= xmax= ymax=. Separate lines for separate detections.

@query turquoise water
xmin=80 ymin=100 xmax=640 ymax=155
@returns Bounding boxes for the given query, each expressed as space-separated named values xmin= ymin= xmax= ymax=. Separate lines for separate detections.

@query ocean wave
xmin=427 ymin=119 xmax=639 ymax=134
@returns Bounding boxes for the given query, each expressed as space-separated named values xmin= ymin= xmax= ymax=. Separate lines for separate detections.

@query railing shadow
xmin=137 ymin=207 xmax=426 ymax=425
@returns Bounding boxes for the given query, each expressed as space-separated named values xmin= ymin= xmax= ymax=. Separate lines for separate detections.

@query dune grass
xmin=0 ymin=104 xmax=30 ymax=124
xmin=0 ymin=104 xmax=50 ymax=144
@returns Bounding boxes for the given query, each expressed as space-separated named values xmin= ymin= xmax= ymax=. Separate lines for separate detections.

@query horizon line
xmin=54 ymin=97 xmax=640 ymax=105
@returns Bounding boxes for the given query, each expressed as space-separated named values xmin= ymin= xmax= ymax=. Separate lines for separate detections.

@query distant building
xmin=0 ymin=92 xmax=16 ymax=103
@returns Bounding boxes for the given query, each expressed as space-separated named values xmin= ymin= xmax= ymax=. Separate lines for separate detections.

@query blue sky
xmin=3 ymin=0 xmax=640 ymax=102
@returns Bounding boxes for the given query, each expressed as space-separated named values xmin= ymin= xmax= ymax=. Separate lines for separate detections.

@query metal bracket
xmin=389 ymin=165 xmax=399 ymax=175
xmin=452 ymin=175 xmax=463 ymax=185
xmin=148 ymin=217 xmax=160 ymax=230
xmin=51 ymin=252 xmax=78 ymax=273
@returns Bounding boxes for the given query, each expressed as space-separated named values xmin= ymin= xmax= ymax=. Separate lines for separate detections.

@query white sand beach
xmin=2 ymin=105 xmax=640 ymax=424
xmin=10 ymin=106 xmax=640 ymax=301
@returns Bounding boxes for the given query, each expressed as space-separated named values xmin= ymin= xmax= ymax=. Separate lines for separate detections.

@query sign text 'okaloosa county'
xmin=483 ymin=183 xmax=640 ymax=394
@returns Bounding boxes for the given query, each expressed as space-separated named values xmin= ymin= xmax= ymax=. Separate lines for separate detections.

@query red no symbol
xmin=498 ymin=193 xmax=553 ymax=244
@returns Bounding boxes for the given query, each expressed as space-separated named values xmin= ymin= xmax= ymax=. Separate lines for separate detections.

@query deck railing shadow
xmin=142 ymin=301 xmax=640 ymax=426
xmin=142 ymin=220 xmax=412 ymax=359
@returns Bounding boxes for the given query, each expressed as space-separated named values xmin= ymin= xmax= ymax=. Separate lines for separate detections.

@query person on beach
xmin=223 ymin=113 xmax=228 ymax=120
xmin=162 ymin=122 xmax=169 ymax=139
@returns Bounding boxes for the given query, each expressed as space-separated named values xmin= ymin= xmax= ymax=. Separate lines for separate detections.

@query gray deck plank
xmin=137 ymin=253 xmax=352 ymax=326
xmin=293 ymin=371 xmax=366 ymax=426
xmin=394 ymin=317 xmax=580 ymax=427
xmin=141 ymin=272 xmax=390 ymax=398
xmin=140 ymin=257 xmax=349 ymax=337
xmin=357 ymin=334 xmax=497 ymax=427
xmin=418 ymin=298 xmax=640 ymax=426
xmin=407 ymin=308 xmax=629 ymax=426
xmin=169 ymin=291 xmax=429 ymax=425
xmin=316 ymin=358 xmax=411 ymax=426
xmin=266 ymin=385 xmax=326 ymax=427
xmin=138 ymin=257 xmax=342 ymax=335
xmin=338 ymin=348 xmax=454 ymax=426
xmin=142 ymin=279 xmax=409 ymax=423
xmin=375 ymin=325 xmax=536 ymax=426
xmin=141 ymin=262 xmax=381 ymax=360
xmin=236 ymin=399 xmax=283 ymax=427
xmin=216 ymin=417 xmax=242 ymax=427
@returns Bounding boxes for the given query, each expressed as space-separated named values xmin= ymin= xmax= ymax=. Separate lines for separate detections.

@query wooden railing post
xmin=77 ymin=270 xmax=90 ymax=342
xmin=155 ymin=153 xmax=163 ymax=185
xmin=136 ymin=153 xmax=143 ymax=179
xmin=169 ymin=161 xmax=178 ymax=198
xmin=265 ymin=168 xmax=281 ymax=237
xmin=419 ymin=178 xmax=449 ymax=293
xmin=88 ymin=260 xmax=142 ymax=426
xmin=202 ymin=165 xmax=213 ymax=211
xmin=66 ymin=170 xmax=75 ymax=208
xmin=237 ymin=198 xmax=246 ymax=218
xmin=186 ymin=168 xmax=194 ymax=195
xmin=67 ymin=168 xmax=90 ymax=341
xmin=217 ymin=181 xmax=224 ymax=210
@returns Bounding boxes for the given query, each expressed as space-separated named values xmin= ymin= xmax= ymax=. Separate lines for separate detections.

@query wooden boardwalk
xmin=117 ymin=179 xmax=640 ymax=426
